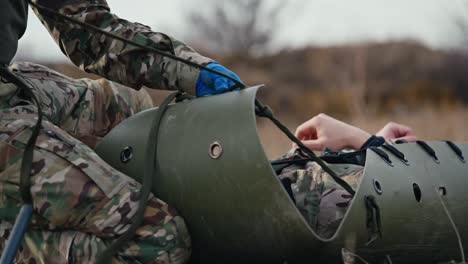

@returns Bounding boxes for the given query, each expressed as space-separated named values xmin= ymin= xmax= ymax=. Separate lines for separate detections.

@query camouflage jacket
xmin=277 ymin=149 xmax=364 ymax=238
xmin=1 ymin=0 xmax=212 ymax=108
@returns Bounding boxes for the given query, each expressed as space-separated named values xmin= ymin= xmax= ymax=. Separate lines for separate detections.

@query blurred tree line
xmin=186 ymin=0 xmax=291 ymax=56
xmin=181 ymin=0 xmax=468 ymax=121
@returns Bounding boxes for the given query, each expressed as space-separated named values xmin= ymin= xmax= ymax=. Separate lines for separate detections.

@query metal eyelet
xmin=120 ymin=146 xmax=133 ymax=163
xmin=373 ymin=179 xmax=383 ymax=195
xmin=209 ymin=142 xmax=223 ymax=159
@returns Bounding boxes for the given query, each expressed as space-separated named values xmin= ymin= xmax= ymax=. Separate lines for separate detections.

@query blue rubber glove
xmin=196 ymin=62 xmax=242 ymax=97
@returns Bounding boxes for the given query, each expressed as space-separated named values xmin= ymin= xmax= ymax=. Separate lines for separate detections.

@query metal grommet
xmin=120 ymin=146 xmax=133 ymax=163
xmin=209 ymin=142 xmax=223 ymax=159
xmin=373 ymin=179 xmax=383 ymax=195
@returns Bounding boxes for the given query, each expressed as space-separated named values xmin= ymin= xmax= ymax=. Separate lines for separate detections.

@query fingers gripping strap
xmin=255 ymin=100 xmax=356 ymax=196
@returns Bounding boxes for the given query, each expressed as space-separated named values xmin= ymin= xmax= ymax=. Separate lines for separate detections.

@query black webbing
xmin=97 ymin=92 xmax=180 ymax=263
xmin=0 ymin=67 xmax=42 ymax=205
xmin=0 ymin=66 xmax=42 ymax=264
xmin=416 ymin=141 xmax=439 ymax=162
xmin=271 ymin=158 xmax=313 ymax=166
xmin=445 ymin=141 xmax=465 ymax=162
xmin=370 ymin=147 xmax=393 ymax=166
xmin=381 ymin=144 xmax=408 ymax=163
xmin=364 ymin=195 xmax=382 ymax=245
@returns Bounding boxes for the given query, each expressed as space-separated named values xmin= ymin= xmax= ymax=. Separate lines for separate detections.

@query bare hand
xmin=294 ymin=114 xmax=371 ymax=151
xmin=376 ymin=122 xmax=417 ymax=142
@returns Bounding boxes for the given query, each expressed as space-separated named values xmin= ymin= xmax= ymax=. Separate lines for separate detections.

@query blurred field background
xmin=17 ymin=0 xmax=468 ymax=158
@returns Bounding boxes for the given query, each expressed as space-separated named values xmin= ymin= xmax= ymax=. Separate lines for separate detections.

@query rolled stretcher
xmin=96 ymin=87 xmax=468 ymax=263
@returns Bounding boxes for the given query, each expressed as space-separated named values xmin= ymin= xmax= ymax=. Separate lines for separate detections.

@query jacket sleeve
xmin=31 ymin=0 xmax=212 ymax=95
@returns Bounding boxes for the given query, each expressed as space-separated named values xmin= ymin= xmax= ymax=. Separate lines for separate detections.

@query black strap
xmin=97 ymin=92 xmax=180 ymax=263
xmin=360 ymin=135 xmax=385 ymax=150
xmin=320 ymin=149 xmax=368 ymax=166
xmin=394 ymin=139 xmax=408 ymax=144
xmin=381 ymin=144 xmax=408 ymax=164
xmin=0 ymin=67 xmax=42 ymax=205
xmin=446 ymin=141 xmax=465 ymax=162
xmin=370 ymin=147 xmax=393 ymax=166
xmin=364 ymin=195 xmax=382 ymax=245
xmin=0 ymin=66 xmax=43 ymax=264
xmin=416 ymin=141 xmax=439 ymax=162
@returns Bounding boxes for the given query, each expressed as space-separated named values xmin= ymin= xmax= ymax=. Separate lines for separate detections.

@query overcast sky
xmin=16 ymin=0 xmax=468 ymax=62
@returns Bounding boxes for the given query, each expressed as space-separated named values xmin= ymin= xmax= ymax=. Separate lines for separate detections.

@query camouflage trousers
xmin=278 ymin=152 xmax=363 ymax=239
xmin=0 ymin=62 xmax=190 ymax=263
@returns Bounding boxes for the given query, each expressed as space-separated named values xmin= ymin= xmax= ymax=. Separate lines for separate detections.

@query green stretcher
xmin=96 ymin=87 xmax=468 ymax=263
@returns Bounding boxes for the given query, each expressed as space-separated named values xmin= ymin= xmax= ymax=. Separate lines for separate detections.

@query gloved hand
xmin=196 ymin=62 xmax=243 ymax=97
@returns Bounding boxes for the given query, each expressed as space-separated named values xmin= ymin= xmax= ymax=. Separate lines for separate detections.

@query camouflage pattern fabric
xmin=31 ymin=0 xmax=212 ymax=96
xmin=0 ymin=62 xmax=191 ymax=263
xmin=0 ymin=0 xmax=219 ymax=261
xmin=2 ymin=62 xmax=154 ymax=148
xmin=278 ymin=149 xmax=364 ymax=239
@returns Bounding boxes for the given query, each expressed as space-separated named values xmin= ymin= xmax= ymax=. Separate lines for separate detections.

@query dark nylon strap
xmin=0 ymin=66 xmax=42 ymax=264
xmin=370 ymin=147 xmax=393 ymax=166
xmin=0 ymin=67 xmax=42 ymax=204
xmin=416 ymin=141 xmax=439 ymax=162
xmin=446 ymin=141 xmax=465 ymax=162
xmin=271 ymin=158 xmax=313 ymax=166
xmin=381 ymin=144 xmax=407 ymax=162
xmin=364 ymin=195 xmax=382 ymax=245
xmin=97 ymin=92 xmax=180 ymax=263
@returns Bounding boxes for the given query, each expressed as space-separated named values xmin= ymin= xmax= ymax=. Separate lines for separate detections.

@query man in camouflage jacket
xmin=0 ymin=0 xmax=239 ymax=263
